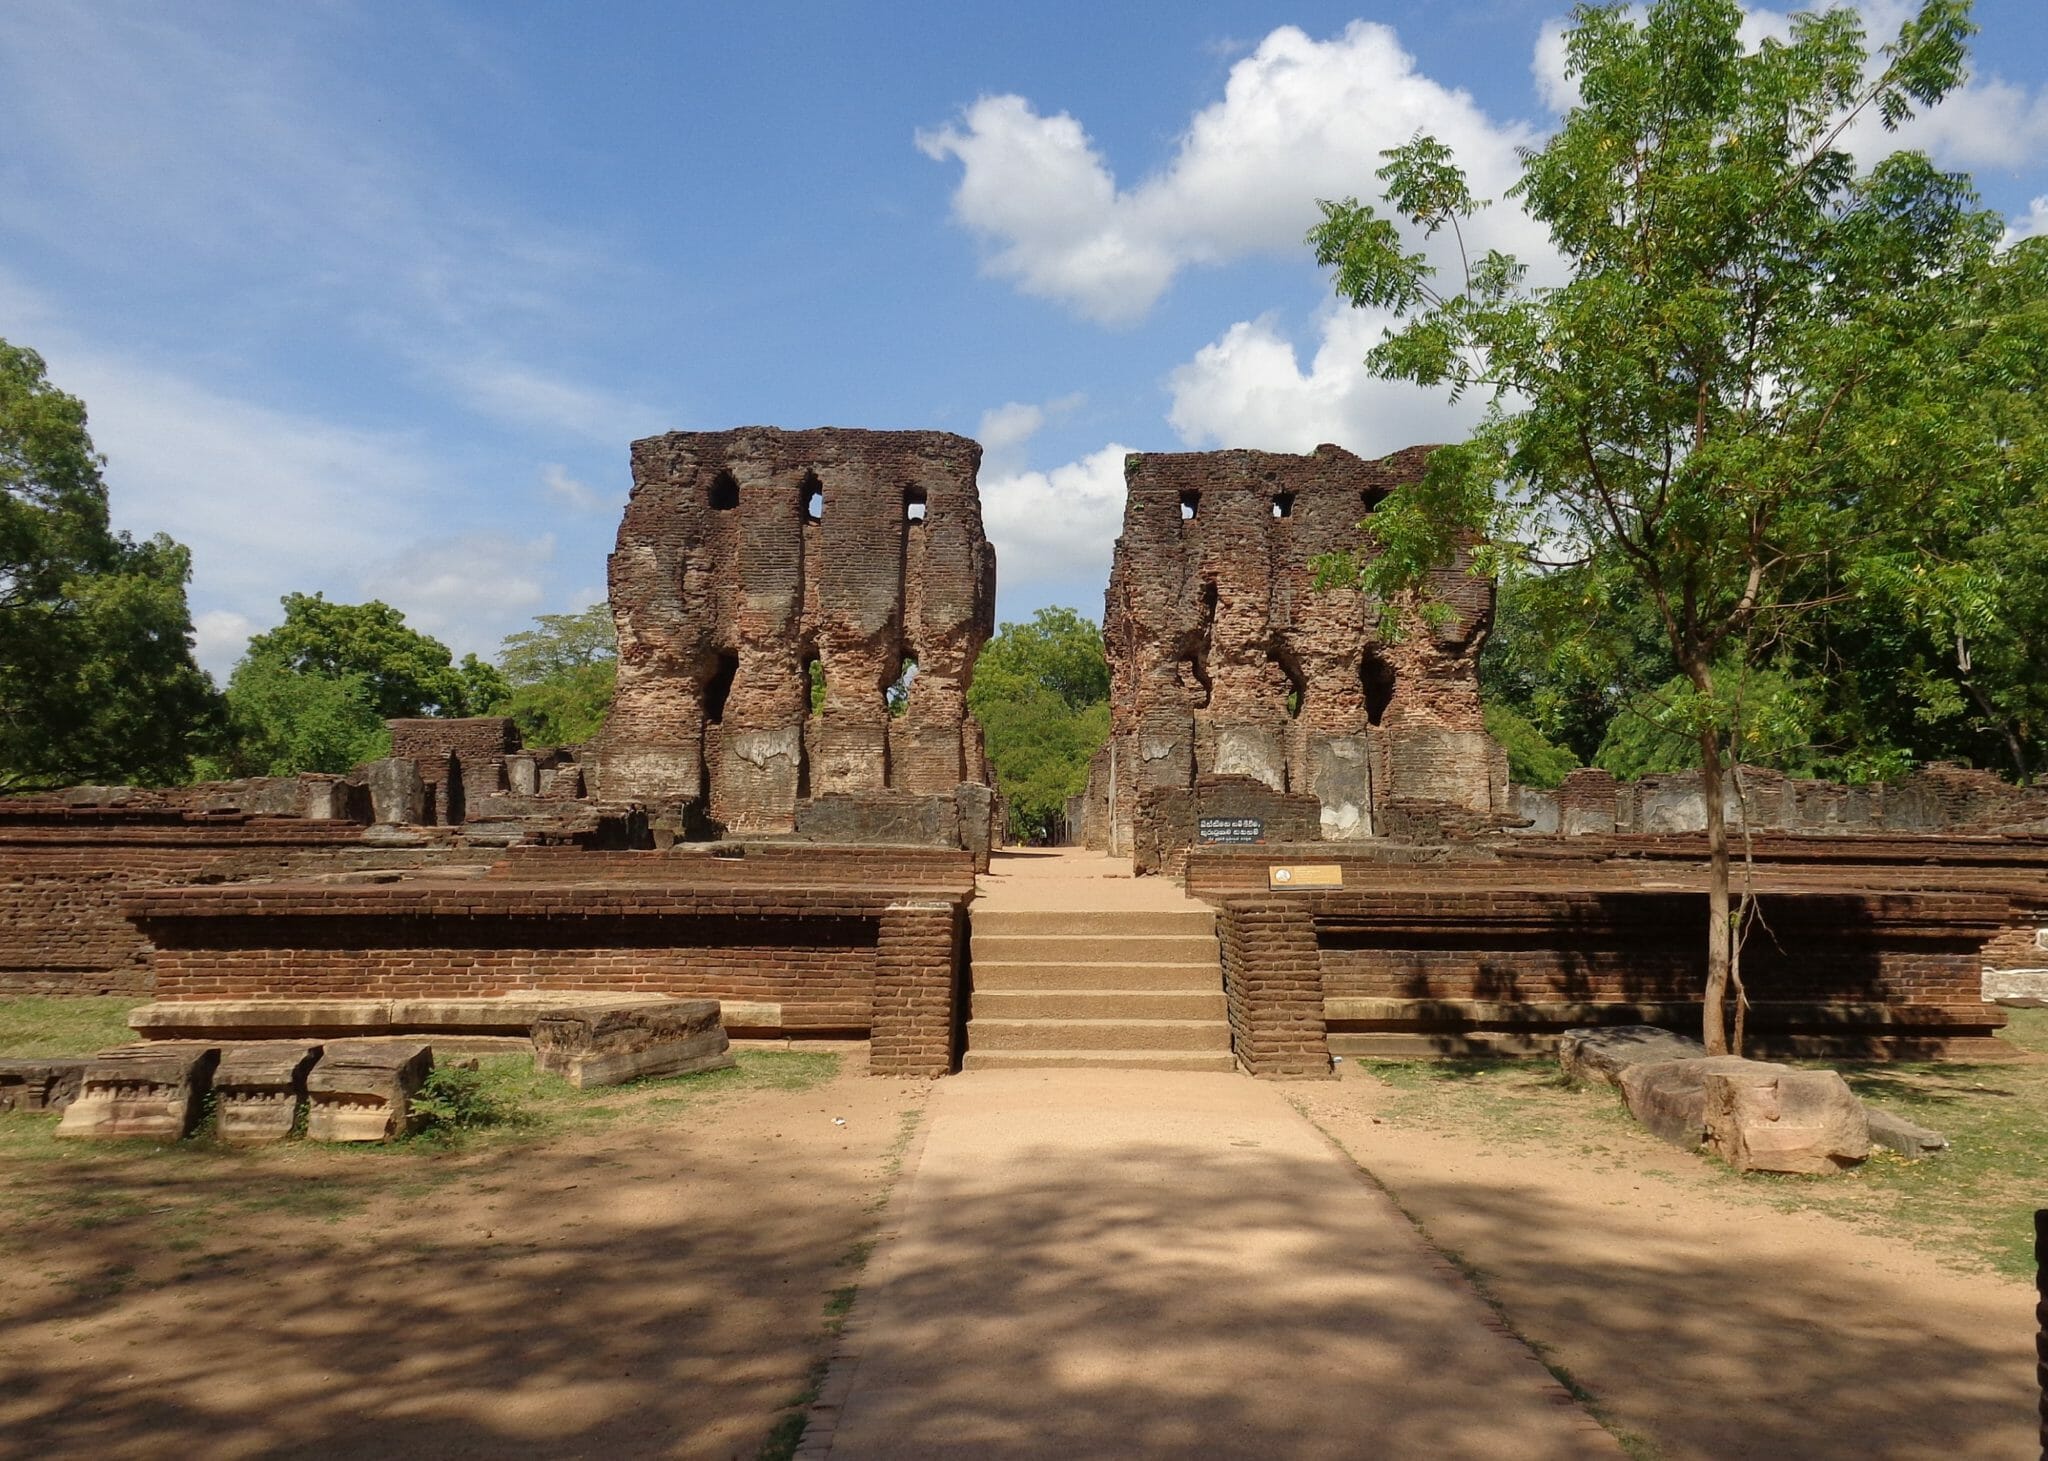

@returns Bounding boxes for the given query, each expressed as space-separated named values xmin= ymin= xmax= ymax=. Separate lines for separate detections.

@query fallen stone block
xmin=1559 ymin=1025 xmax=1708 ymax=1086
xmin=305 ymin=1040 xmax=433 ymax=1142
xmin=0 ymin=1058 xmax=88 ymax=1113
xmin=1618 ymin=1056 xmax=1763 ymax=1148
xmin=1702 ymin=1064 xmax=1870 ymax=1174
xmin=533 ymin=999 xmax=733 ymax=1088
xmin=1864 ymin=1106 xmax=1949 ymax=1160
xmin=55 ymin=1044 xmax=219 ymax=1141
xmin=214 ymin=1042 xmax=323 ymax=1146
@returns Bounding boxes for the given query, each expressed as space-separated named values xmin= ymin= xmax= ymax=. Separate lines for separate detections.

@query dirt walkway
xmin=811 ymin=1069 xmax=1620 ymax=1459
xmin=1293 ymin=1070 xmax=2038 ymax=1461
xmin=0 ymin=1052 xmax=921 ymax=1460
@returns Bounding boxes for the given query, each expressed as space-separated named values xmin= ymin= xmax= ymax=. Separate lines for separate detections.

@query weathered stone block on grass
xmin=55 ymin=1044 xmax=220 ymax=1141
xmin=214 ymin=1042 xmax=323 ymax=1146
xmin=1864 ymin=1107 xmax=1948 ymax=1159
xmin=1701 ymin=1064 xmax=1870 ymax=1174
xmin=1559 ymin=1025 xmax=1707 ymax=1086
xmin=1617 ymin=1055 xmax=1765 ymax=1148
xmin=0 ymin=1058 xmax=87 ymax=1113
xmin=305 ymin=1039 xmax=433 ymax=1142
xmin=533 ymin=999 xmax=733 ymax=1088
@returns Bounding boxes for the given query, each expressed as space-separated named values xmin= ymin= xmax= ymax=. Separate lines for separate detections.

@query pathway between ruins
xmin=803 ymin=850 xmax=1622 ymax=1459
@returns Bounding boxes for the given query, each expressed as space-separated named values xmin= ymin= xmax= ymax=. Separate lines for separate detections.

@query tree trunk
xmin=1694 ymin=677 xmax=1732 ymax=1056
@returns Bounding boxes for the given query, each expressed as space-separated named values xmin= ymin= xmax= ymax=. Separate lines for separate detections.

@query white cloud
xmin=429 ymin=359 xmax=659 ymax=447
xmin=1166 ymin=308 xmax=1488 ymax=455
xmin=975 ymin=393 xmax=1084 ymax=478
xmin=2005 ymin=197 xmax=2048 ymax=247
xmin=361 ymin=533 xmax=556 ymax=660
xmin=191 ymin=610 xmax=257 ymax=683
xmin=979 ymin=444 xmax=1133 ymax=598
xmin=539 ymin=463 xmax=607 ymax=513
xmin=920 ymin=23 xmax=1543 ymax=324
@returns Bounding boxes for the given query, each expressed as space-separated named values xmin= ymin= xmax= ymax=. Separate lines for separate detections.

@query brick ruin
xmin=590 ymin=427 xmax=997 ymax=857
xmin=1084 ymin=445 xmax=1506 ymax=871
xmin=3 ymin=425 xmax=2047 ymax=1078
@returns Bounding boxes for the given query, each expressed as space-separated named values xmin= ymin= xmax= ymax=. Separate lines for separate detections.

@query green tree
xmin=968 ymin=607 xmax=1113 ymax=842
xmin=243 ymin=593 xmax=492 ymax=719
xmin=215 ymin=594 xmax=499 ymax=775
xmin=0 ymin=340 xmax=219 ymax=789
xmin=1308 ymin=0 xmax=2033 ymax=1051
xmin=495 ymin=604 xmax=616 ymax=747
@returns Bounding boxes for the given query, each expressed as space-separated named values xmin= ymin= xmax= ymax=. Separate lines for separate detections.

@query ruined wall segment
xmin=1098 ymin=443 xmax=1502 ymax=857
xmin=592 ymin=428 xmax=996 ymax=838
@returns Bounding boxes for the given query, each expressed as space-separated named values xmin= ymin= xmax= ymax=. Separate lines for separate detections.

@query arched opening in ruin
xmin=802 ymin=472 xmax=824 ymax=524
xmin=703 ymin=651 xmax=739 ymax=725
xmin=1274 ymin=642 xmax=1306 ymax=719
xmin=886 ymin=652 xmax=918 ymax=718
xmin=798 ymin=647 xmax=824 ymax=801
xmin=905 ymin=486 xmax=927 ymax=523
xmin=1271 ymin=491 xmax=1295 ymax=520
xmin=709 ymin=470 xmax=740 ymax=511
xmin=1362 ymin=648 xmax=1396 ymax=727
xmin=1179 ymin=490 xmax=1200 ymax=521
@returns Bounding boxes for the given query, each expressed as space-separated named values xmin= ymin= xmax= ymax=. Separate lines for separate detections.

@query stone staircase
xmin=963 ymin=902 xmax=1235 ymax=1072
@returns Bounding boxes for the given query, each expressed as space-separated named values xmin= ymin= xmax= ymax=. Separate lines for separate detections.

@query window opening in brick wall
xmin=710 ymin=470 xmax=740 ymax=511
xmin=1362 ymin=648 xmax=1396 ymax=727
xmin=1271 ymin=491 xmax=1295 ymax=519
xmin=1276 ymin=644 xmax=1306 ymax=718
xmin=703 ymin=651 xmax=739 ymax=724
xmin=1179 ymin=490 xmax=1200 ymax=521
xmin=803 ymin=472 xmax=824 ymax=524
xmin=905 ymin=485 xmax=927 ymax=523
xmin=886 ymin=653 xmax=917 ymax=718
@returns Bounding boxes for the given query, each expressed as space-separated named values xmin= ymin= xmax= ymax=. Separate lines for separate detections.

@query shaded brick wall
xmin=0 ymin=822 xmax=468 ymax=996
xmin=126 ymin=880 xmax=970 ymax=1076
xmin=1218 ymin=900 xmax=1329 ymax=1079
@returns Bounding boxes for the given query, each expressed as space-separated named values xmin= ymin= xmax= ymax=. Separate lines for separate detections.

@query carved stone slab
xmin=305 ymin=1040 xmax=433 ymax=1143
xmin=214 ymin=1042 xmax=323 ymax=1146
xmin=55 ymin=1044 xmax=220 ymax=1141
xmin=533 ymin=999 xmax=733 ymax=1088
xmin=0 ymin=1058 xmax=87 ymax=1113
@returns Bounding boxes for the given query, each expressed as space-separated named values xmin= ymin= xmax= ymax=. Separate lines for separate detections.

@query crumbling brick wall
xmin=1096 ymin=443 xmax=1503 ymax=862
xmin=388 ymin=717 xmax=521 ymax=825
xmin=590 ymin=428 xmax=996 ymax=837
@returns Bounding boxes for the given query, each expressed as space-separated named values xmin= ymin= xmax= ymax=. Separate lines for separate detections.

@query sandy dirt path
xmin=815 ymin=1068 xmax=1621 ymax=1459
xmin=0 ymin=1052 xmax=924 ymax=1460
xmin=1293 ymin=1070 xmax=2037 ymax=1461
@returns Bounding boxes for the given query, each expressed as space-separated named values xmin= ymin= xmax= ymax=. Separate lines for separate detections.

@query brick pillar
xmin=1219 ymin=899 xmax=1331 ymax=1078
xmin=871 ymin=899 xmax=961 ymax=1077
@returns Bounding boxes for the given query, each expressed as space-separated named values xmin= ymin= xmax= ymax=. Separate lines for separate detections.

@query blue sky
xmin=4 ymin=1 xmax=2044 ymax=680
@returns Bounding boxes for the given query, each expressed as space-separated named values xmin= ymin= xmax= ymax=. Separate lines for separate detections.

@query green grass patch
xmin=1352 ymin=1010 xmax=2048 ymax=1279
xmin=0 ymin=996 xmax=146 ymax=1057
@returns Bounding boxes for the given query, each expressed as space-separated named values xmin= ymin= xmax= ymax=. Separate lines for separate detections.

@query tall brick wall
xmin=591 ymin=427 xmax=997 ymax=837
xmin=1097 ymin=443 xmax=1505 ymax=863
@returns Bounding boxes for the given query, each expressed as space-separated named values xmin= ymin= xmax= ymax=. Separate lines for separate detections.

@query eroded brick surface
xmin=1094 ymin=444 xmax=1504 ymax=863
xmin=591 ymin=428 xmax=996 ymax=837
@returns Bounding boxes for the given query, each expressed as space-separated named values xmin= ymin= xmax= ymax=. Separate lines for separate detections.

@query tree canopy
xmin=0 ymin=340 xmax=218 ymax=789
xmin=495 ymin=603 xmax=616 ymax=747
xmin=968 ymin=607 xmax=1111 ymax=842
xmin=1308 ymin=0 xmax=2045 ymax=1050
xmin=211 ymin=594 xmax=509 ymax=776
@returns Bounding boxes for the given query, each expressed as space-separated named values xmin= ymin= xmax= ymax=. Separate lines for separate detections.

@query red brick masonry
xmin=124 ymin=847 xmax=976 ymax=1078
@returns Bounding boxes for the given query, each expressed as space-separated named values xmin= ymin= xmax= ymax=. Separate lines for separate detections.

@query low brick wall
xmin=125 ymin=867 xmax=974 ymax=1078
xmin=0 ymin=817 xmax=462 ymax=996
xmin=1212 ymin=884 xmax=2014 ymax=1073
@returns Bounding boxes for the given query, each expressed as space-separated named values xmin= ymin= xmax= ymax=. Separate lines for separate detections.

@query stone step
xmin=969 ymin=933 xmax=1219 ymax=965
xmin=969 ymin=960 xmax=1222 ymax=991
xmin=972 ymin=989 xmax=1228 ymax=1021
xmin=970 ymin=908 xmax=1215 ymax=937
xmin=961 ymin=1048 xmax=1240 ymax=1073
xmin=968 ymin=1018 xmax=1234 ymax=1053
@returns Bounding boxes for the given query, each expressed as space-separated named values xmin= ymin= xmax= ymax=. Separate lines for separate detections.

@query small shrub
xmin=409 ymin=1060 xmax=520 ymax=1138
